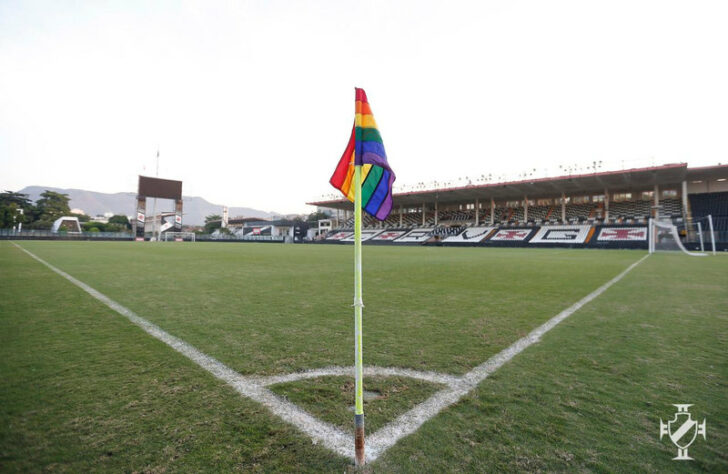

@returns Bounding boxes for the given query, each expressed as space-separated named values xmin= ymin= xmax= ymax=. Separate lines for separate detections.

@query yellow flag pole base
xmin=354 ymin=414 xmax=365 ymax=466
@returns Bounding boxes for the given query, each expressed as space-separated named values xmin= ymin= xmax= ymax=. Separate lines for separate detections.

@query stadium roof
xmin=308 ymin=163 xmax=728 ymax=210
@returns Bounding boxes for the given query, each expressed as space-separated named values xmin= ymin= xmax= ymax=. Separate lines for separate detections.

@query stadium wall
xmin=316 ymin=223 xmax=728 ymax=251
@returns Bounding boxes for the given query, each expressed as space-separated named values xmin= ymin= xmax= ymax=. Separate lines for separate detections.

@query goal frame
xmin=163 ymin=231 xmax=196 ymax=242
xmin=648 ymin=218 xmax=708 ymax=256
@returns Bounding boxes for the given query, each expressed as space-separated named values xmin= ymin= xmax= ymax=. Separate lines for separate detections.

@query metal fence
xmin=0 ymin=229 xmax=133 ymax=239
xmin=0 ymin=228 xmax=288 ymax=243
xmin=196 ymin=233 xmax=286 ymax=242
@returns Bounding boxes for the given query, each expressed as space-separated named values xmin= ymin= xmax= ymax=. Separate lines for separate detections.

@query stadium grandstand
xmin=308 ymin=163 xmax=728 ymax=250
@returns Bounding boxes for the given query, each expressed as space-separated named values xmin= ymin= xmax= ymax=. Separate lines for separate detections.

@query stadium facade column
xmin=399 ymin=205 xmax=403 ymax=227
xmin=434 ymin=197 xmax=438 ymax=226
xmin=135 ymin=196 xmax=146 ymax=239
xmin=422 ymin=202 xmax=426 ymax=226
xmin=475 ymin=198 xmax=479 ymax=225
xmin=604 ymin=188 xmax=610 ymax=220
xmin=524 ymin=195 xmax=528 ymax=222
xmin=561 ymin=192 xmax=566 ymax=222
xmin=174 ymin=199 xmax=183 ymax=231
xmin=490 ymin=198 xmax=495 ymax=225
xmin=681 ymin=180 xmax=689 ymax=218
xmin=654 ymin=184 xmax=660 ymax=218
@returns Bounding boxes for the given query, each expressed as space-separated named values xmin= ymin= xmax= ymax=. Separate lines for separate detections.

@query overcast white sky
xmin=1 ymin=0 xmax=727 ymax=214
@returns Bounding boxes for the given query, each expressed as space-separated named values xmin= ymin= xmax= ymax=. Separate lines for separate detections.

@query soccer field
xmin=1 ymin=241 xmax=726 ymax=472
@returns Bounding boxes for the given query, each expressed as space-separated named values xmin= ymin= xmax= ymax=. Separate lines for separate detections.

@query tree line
xmin=0 ymin=190 xmax=131 ymax=232
xmin=2 ymin=189 xmax=331 ymax=234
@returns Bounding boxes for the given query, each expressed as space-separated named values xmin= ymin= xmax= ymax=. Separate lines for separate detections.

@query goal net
xmin=649 ymin=219 xmax=706 ymax=256
xmin=163 ymin=231 xmax=196 ymax=242
xmin=678 ymin=216 xmax=717 ymax=254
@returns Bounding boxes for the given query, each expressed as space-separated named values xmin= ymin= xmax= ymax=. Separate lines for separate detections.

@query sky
xmin=1 ymin=0 xmax=727 ymax=214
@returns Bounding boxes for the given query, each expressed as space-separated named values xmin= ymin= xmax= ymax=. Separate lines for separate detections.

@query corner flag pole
xmin=330 ymin=87 xmax=391 ymax=466
xmin=353 ymin=163 xmax=365 ymax=466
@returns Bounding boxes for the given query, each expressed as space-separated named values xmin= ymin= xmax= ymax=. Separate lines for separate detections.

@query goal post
xmin=163 ymin=231 xmax=196 ymax=242
xmin=707 ymin=214 xmax=717 ymax=255
xmin=648 ymin=218 xmax=707 ymax=256
xmin=697 ymin=221 xmax=704 ymax=252
xmin=678 ymin=215 xmax=717 ymax=255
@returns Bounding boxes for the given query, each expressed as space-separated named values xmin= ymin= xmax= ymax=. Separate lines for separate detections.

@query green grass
xmin=269 ymin=376 xmax=443 ymax=435
xmin=1 ymin=241 xmax=726 ymax=472
xmin=374 ymin=252 xmax=728 ymax=472
xmin=3 ymin=242 xmax=641 ymax=376
xmin=0 ymin=241 xmax=349 ymax=472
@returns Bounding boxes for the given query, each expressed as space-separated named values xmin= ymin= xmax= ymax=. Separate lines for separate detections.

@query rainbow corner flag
xmin=330 ymin=88 xmax=396 ymax=220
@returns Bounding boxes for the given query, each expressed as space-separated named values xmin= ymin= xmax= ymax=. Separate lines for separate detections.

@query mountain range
xmin=17 ymin=186 xmax=280 ymax=226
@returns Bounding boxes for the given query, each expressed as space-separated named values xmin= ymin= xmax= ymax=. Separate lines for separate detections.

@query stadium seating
xmin=477 ymin=208 xmax=491 ymax=223
xmin=432 ymin=226 xmax=463 ymax=237
xmin=380 ymin=211 xmax=423 ymax=228
xmin=527 ymin=224 xmax=591 ymax=244
xmin=437 ymin=210 xmax=473 ymax=223
xmin=341 ymin=216 xmax=354 ymax=228
xmin=510 ymin=207 xmax=524 ymax=223
xmin=329 ymin=197 xmax=692 ymax=244
xmin=660 ymin=198 xmax=683 ymax=217
xmin=340 ymin=214 xmax=378 ymax=229
xmin=442 ymin=226 xmax=495 ymax=243
xmin=377 ymin=211 xmax=434 ymax=228
xmin=396 ymin=228 xmax=436 ymax=243
xmin=690 ymin=192 xmax=728 ymax=240
xmin=690 ymin=192 xmax=728 ymax=219
xmin=609 ymin=200 xmax=651 ymax=222
xmin=495 ymin=207 xmax=510 ymax=223
xmin=565 ymin=203 xmax=596 ymax=222
xmin=526 ymin=205 xmax=551 ymax=222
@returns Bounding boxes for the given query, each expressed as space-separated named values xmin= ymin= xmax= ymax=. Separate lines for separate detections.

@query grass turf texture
xmin=0 ymin=242 xmax=348 ymax=473
xmin=1 ymin=241 xmax=726 ymax=472
xmin=269 ymin=376 xmax=443 ymax=435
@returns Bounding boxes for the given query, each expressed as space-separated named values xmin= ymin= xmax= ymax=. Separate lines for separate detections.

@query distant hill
xmin=17 ymin=186 xmax=280 ymax=226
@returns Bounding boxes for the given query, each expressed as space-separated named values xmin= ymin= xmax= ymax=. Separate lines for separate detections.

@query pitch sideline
xmin=11 ymin=242 xmax=649 ymax=462
xmin=11 ymin=242 xmax=354 ymax=459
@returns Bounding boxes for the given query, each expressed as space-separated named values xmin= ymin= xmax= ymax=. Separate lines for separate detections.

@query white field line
xmin=255 ymin=365 xmax=461 ymax=388
xmin=11 ymin=243 xmax=354 ymax=459
xmin=13 ymin=242 xmax=648 ymax=462
xmin=366 ymin=253 xmax=650 ymax=459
